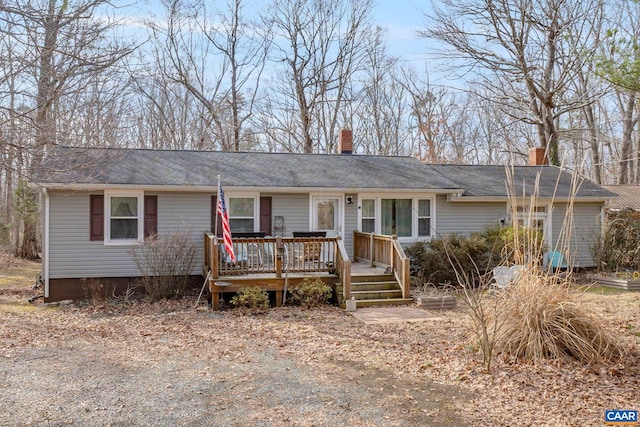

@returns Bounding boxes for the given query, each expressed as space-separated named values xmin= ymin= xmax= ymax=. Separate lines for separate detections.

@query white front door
xmin=312 ymin=196 xmax=341 ymax=237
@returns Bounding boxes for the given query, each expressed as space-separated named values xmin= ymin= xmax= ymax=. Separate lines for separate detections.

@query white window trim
xmin=510 ymin=202 xmax=552 ymax=246
xmin=104 ymin=190 xmax=144 ymax=246
xmin=357 ymin=193 xmax=436 ymax=242
xmin=225 ymin=192 xmax=259 ymax=233
xmin=417 ymin=199 xmax=433 ymax=238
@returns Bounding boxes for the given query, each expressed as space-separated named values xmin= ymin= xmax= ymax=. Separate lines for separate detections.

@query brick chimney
xmin=528 ymin=147 xmax=548 ymax=166
xmin=338 ymin=129 xmax=353 ymax=154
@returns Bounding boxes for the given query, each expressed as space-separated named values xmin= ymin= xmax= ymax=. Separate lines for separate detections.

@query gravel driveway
xmin=0 ymin=300 xmax=468 ymax=427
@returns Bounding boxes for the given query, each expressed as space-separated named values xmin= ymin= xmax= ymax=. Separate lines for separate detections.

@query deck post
xmin=391 ymin=235 xmax=397 ymax=270
xmin=211 ymin=292 xmax=220 ymax=310
xmin=211 ymin=237 xmax=219 ymax=279
xmin=369 ymin=233 xmax=374 ymax=267
xmin=343 ymin=260 xmax=351 ymax=301
xmin=275 ymin=236 xmax=283 ymax=278
xmin=402 ymin=258 xmax=411 ymax=299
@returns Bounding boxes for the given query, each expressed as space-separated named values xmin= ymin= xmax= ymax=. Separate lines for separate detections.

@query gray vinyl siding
xmin=435 ymin=195 xmax=507 ymax=237
xmin=155 ymin=192 xmax=210 ymax=273
xmin=47 ymin=189 xmax=604 ymax=279
xmin=434 ymin=195 xmax=602 ymax=267
xmin=267 ymin=193 xmax=310 ymax=237
xmin=344 ymin=194 xmax=358 ymax=256
xmin=48 ymin=191 xmax=209 ymax=278
xmin=550 ymin=202 xmax=602 ymax=268
xmin=49 ymin=191 xmax=138 ymax=278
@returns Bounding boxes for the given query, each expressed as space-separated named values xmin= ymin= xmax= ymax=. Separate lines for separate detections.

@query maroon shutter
xmin=144 ymin=195 xmax=158 ymax=237
xmin=260 ymin=197 xmax=272 ymax=235
xmin=90 ymin=194 xmax=104 ymax=241
xmin=211 ymin=196 xmax=223 ymax=237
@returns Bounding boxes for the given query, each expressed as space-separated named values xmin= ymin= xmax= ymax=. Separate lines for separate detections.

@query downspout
xmin=42 ymin=188 xmax=49 ymax=299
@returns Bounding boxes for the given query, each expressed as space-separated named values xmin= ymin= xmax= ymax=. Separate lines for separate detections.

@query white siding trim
xmin=43 ymin=189 xmax=50 ymax=298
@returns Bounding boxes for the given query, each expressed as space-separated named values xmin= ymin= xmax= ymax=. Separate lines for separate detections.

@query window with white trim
xmin=418 ymin=199 xmax=431 ymax=236
xmin=105 ymin=191 xmax=143 ymax=244
xmin=382 ymin=199 xmax=412 ymax=237
xmin=512 ymin=204 xmax=549 ymax=245
xmin=361 ymin=199 xmax=375 ymax=233
xmin=359 ymin=196 xmax=434 ymax=239
xmin=228 ymin=197 xmax=255 ymax=233
xmin=514 ymin=205 xmax=547 ymax=230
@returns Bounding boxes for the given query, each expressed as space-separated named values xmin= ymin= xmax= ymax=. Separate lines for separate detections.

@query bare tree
xmin=265 ymin=0 xmax=374 ymax=153
xmin=351 ymin=28 xmax=409 ymax=156
xmin=400 ymin=67 xmax=461 ymax=163
xmin=423 ymin=0 xmax=605 ymax=166
xmin=595 ymin=0 xmax=640 ymax=183
xmin=0 ymin=0 xmax=134 ymax=257
xmin=146 ymin=0 xmax=270 ymax=151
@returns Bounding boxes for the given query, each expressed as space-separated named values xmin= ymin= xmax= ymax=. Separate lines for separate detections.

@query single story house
xmin=35 ymin=130 xmax=615 ymax=301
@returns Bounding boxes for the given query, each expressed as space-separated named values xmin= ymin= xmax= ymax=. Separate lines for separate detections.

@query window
xmin=382 ymin=199 xmax=412 ymax=237
xmin=105 ymin=191 xmax=143 ymax=244
xmin=418 ymin=199 xmax=431 ymax=236
xmin=229 ymin=197 xmax=255 ymax=233
xmin=90 ymin=193 xmax=156 ymax=244
xmin=513 ymin=204 xmax=549 ymax=243
xmin=361 ymin=199 xmax=375 ymax=233
xmin=360 ymin=196 xmax=434 ymax=239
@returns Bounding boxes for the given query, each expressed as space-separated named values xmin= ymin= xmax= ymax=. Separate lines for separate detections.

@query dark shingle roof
xmin=37 ymin=146 xmax=461 ymax=190
xmin=429 ymin=164 xmax=615 ymax=199
xmin=36 ymin=146 xmax=614 ymax=199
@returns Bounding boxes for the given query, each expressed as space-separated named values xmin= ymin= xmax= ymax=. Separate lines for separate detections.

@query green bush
xmin=406 ymin=233 xmax=498 ymax=287
xmin=592 ymin=209 xmax=640 ymax=272
xmin=287 ymin=277 xmax=332 ymax=307
xmin=230 ymin=286 xmax=270 ymax=311
xmin=497 ymin=225 xmax=546 ymax=265
xmin=406 ymin=224 xmax=544 ymax=287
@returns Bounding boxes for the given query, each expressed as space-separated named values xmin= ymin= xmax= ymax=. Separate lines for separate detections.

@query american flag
xmin=217 ymin=182 xmax=236 ymax=264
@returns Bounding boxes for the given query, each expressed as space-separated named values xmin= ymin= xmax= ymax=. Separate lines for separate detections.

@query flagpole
xmin=215 ymin=174 xmax=220 ymax=237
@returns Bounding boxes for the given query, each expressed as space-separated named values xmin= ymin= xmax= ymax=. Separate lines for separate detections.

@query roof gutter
xmin=447 ymin=194 xmax=611 ymax=203
xmin=36 ymin=182 xmax=464 ymax=195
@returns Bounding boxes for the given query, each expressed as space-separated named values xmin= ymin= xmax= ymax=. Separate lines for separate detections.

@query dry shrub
xmin=494 ymin=268 xmax=624 ymax=364
xmin=131 ymin=232 xmax=197 ymax=302
xmin=83 ymin=278 xmax=108 ymax=305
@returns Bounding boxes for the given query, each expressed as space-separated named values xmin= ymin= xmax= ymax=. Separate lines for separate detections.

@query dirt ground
xmin=1 ymin=255 xmax=639 ymax=426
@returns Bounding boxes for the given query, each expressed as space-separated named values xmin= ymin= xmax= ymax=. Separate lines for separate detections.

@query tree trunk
xmin=619 ymin=95 xmax=636 ymax=184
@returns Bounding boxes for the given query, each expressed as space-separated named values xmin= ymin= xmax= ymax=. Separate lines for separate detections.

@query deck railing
xmin=204 ymin=232 xmax=339 ymax=278
xmin=353 ymin=231 xmax=411 ymax=299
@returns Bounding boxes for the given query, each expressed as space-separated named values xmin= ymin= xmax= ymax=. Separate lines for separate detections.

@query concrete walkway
xmin=349 ymin=306 xmax=443 ymax=325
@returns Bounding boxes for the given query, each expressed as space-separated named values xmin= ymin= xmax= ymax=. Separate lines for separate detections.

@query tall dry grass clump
xmin=494 ymin=268 xmax=624 ymax=364
xmin=455 ymin=162 xmax=625 ymax=371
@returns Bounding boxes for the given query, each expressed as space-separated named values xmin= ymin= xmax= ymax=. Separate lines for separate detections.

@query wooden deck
xmin=203 ymin=231 xmax=412 ymax=309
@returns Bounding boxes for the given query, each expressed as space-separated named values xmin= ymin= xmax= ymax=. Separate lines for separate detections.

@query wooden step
xmin=350 ymin=274 xmax=395 ymax=283
xmin=342 ymin=298 xmax=414 ymax=308
xmin=336 ymin=281 xmax=399 ymax=292
xmin=349 ymin=289 xmax=404 ymax=300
